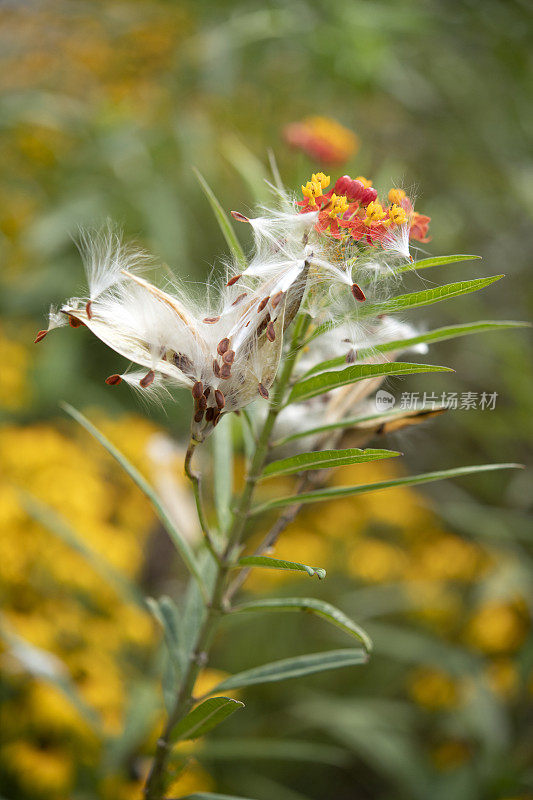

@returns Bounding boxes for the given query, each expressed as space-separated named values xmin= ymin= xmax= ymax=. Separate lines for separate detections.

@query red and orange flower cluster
xmin=284 ymin=117 xmax=359 ymax=166
xmin=297 ymin=172 xmax=431 ymax=248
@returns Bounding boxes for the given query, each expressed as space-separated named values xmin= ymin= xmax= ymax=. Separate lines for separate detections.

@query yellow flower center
xmin=328 ymin=193 xmax=349 ymax=219
xmin=388 ymin=203 xmax=408 ymax=226
xmin=301 ymin=173 xmax=330 ymax=207
xmin=356 ymin=176 xmax=373 ymax=188
xmin=364 ymin=200 xmax=386 ymax=226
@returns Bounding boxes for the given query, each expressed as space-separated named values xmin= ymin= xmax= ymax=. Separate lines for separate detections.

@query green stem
xmin=143 ymin=314 xmax=309 ymax=800
xmin=184 ymin=441 xmax=223 ymax=565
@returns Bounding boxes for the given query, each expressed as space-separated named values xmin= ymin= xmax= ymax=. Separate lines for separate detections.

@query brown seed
xmin=140 ymin=369 xmax=155 ymax=388
xmin=213 ymin=359 xmax=221 ymax=377
xmin=258 ymin=382 xmax=269 ymax=399
xmin=105 ymin=374 xmax=122 ymax=385
xmin=220 ymin=363 xmax=232 ymax=379
xmin=213 ymin=412 xmax=222 ymax=426
xmin=203 ymin=316 xmax=220 ymax=324
xmin=227 ymin=274 xmax=242 ymax=286
xmin=351 ymin=283 xmax=366 ymax=302
xmin=203 ymin=386 xmax=211 ymax=398
xmin=86 ymin=300 xmax=93 ymax=319
xmin=266 ymin=321 xmax=276 ymax=342
xmin=173 ymin=352 xmax=194 ymax=373
xmin=34 ymin=329 xmax=48 ymax=343
xmin=222 ymin=349 xmax=235 ymax=364
xmin=345 ymin=349 xmax=357 ymax=364
xmin=230 ymin=210 xmax=249 ymax=223
xmin=257 ymin=315 xmax=270 ymax=336
xmin=271 ymin=291 xmax=283 ymax=309
xmin=217 ymin=338 xmax=230 ymax=356
xmin=205 ymin=407 xmax=215 ymax=422
xmin=214 ymin=389 xmax=225 ymax=409
xmin=192 ymin=380 xmax=204 ymax=399
xmin=232 ymin=292 xmax=247 ymax=306
xmin=194 ymin=409 xmax=204 ymax=423
xmin=69 ymin=315 xmax=83 ymax=328
xmin=197 ymin=395 xmax=207 ymax=411
xmin=257 ymin=296 xmax=270 ymax=313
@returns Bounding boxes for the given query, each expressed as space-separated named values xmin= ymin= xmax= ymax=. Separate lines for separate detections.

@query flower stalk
xmin=143 ymin=314 xmax=309 ymax=800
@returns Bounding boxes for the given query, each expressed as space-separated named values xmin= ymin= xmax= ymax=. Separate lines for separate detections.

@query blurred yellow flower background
xmin=1 ymin=0 xmax=532 ymax=798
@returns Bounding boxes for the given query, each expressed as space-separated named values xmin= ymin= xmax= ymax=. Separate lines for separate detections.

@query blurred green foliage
xmin=1 ymin=1 xmax=532 ymax=799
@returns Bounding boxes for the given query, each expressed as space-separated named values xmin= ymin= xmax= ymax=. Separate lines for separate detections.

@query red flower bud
xmin=360 ymin=186 xmax=378 ymax=205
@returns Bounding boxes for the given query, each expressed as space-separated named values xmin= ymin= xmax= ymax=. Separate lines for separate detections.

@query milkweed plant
xmin=36 ymin=166 xmax=524 ymax=800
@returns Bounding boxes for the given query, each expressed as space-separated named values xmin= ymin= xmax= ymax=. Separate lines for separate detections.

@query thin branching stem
xmin=143 ymin=314 xmax=310 ymax=800
xmin=184 ymin=440 xmax=223 ymax=565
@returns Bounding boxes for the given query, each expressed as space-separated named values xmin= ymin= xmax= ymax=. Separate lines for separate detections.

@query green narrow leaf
xmin=20 ymin=492 xmax=145 ymax=608
xmin=233 ymin=597 xmax=372 ymax=651
xmin=368 ymin=274 xmax=504 ymax=316
xmin=396 ymin=253 xmax=481 ymax=274
xmin=171 ymin=697 xmax=244 ymax=742
xmin=147 ymin=596 xmax=186 ymax=674
xmin=236 ymin=556 xmax=326 ymax=579
xmin=262 ymin=448 xmax=401 ymax=478
xmin=222 ymin=133 xmax=272 ymax=203
xmin=212 ymin=414 xmax=234 ymax=534
xmin=305 ymin=275 xmax=504 ymax=345
xmin=61 ymin=403 xmax=206 ymax=598
xmin=302 ymin=320 xmax=530 ymax=379
xmin=197 ymin=737 xmax=349 ymax=766
xmin=193 ymin=168 xmax=247 ymax=269
xmin=252 ymin=463 xmax=522 ymax=515
xmin=273 ymin=407 xmax=443 ymax=447
xmin=288 ymin=362 xmax=452 ymax=405
xmin=211 ymin=649 xmax=368 ymax=692
xmin=358 ymin=320 xmax=531 ymax=358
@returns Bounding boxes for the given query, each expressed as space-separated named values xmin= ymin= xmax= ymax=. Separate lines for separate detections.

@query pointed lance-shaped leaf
xmin=210 ymin=649 xmax=368 ymax=692
xmin=232 ymin=596 xmax=372 ymax=651
xmin=170 ymin=696 xmax=244 ymax=742
xmin=395 ymin=253 xmax=482 ymax=274
xmin=236 ymin=556 xmax=326 ymax=579
xmin=262 ymin=448 xmax=401 ymax=478
xmin=193 ymin=168 xmax=247 ymax=270
xmin=61 ymin=403 xmax=207 ymax=599
xmin=251 ymin=463 xmax=523 ymax=516
xmin=288 ymin=362 xmax=452 ymax=405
